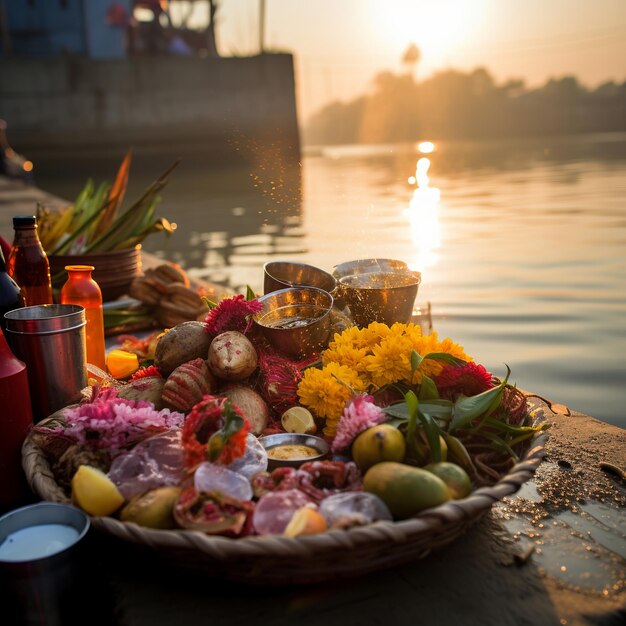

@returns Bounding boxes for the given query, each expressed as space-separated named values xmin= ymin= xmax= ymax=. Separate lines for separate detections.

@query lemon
xmin=71 ymin=465 xmax=125 ymax=517
xmin=281 ymin=406 xmax=317 ymax=434
xmin=284 ymin=506 xmax=328 ymax=537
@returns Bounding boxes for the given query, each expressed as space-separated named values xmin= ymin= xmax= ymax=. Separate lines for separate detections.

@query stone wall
xmin=0 ymin=53 xmax=300 ymax=160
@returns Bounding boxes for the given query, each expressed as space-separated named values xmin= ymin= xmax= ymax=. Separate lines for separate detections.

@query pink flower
xmin=435 ymin=362 xmax=493 ymax=400
xmin=331 ymin=394 xmax=388 ymax=452
xmin=52 ymin=387 xmax=184 ymax=450
xmin=203 ymin=295 xmax=263 ymax=336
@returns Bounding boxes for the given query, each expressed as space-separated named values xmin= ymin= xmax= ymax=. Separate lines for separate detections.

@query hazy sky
xmin=176 ymin=0 xmax=626 ymax=121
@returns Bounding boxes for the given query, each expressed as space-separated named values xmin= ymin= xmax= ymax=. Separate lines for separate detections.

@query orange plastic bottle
xmin=61 ymin=265 xmax=106 ymax=371
xmin=7 ymin=215 xmax=53 ymax=306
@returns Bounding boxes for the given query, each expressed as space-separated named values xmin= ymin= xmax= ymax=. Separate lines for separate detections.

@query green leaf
xmin=405 ymin=390 xmax=419 ymax=458
xmin=50 ymin=195 xmax=116 ymax=255
xmin=480 ymin=431 xmax=519 ymax=462
xmin=410 ymin=350 xmax=423 ymax=372
xmin=384 ymin=399 xmax=453 ymax=422
xmin=441 ymin=432 xmax=476 ymax=475
xmin=93 ymin=150 xmax=132 ymax=238
xmin=418 ymin=409 xmax=442 ymax=462
xmin=84 ymin=159 xmax=179 ymax=253
xmin=202 ymin=297 xmax=219 ymax=310
xmin=421 ymin=352 xmax=467 ymax=366
xmin=207 ymin=400 xmax=246 ymax=462
xmin=450 ymin=366 xmax=510 ymax=431
xmin=385 ymin=417 xmax=405 ymax=429
xmin=246 ymin=285 xmax=256 ymax=301
xmin=419 ymin=375 xmax=439 ymax=401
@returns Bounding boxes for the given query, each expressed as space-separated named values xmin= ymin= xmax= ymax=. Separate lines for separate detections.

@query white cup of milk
xmin=0 ymin=502 xmax=90 ymax=626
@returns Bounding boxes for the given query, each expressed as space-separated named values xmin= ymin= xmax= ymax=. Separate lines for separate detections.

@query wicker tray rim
xmin=21 ymin=418 xmax=546 ymax=561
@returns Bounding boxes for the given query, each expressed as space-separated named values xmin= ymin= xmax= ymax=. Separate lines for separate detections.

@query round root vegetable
xmin=155 ymin=321 xmax=212 ymax=376
xmin=162 ymin=358 xmax=216 ymax=413
xmin=221 ymin=385 xmax=270 ymax=435
xmin=207 ymin=331 xmax=258 ymax=381
xmin=117 ymin=376 xmax=165 ymax=409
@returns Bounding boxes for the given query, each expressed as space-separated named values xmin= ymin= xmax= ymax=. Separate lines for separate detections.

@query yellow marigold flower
xmin=408 ymin=332 xmax=472 ymax=384
xmin=297 ymin=362 xmax=366 ymax=421
xmin=359 ymin=322 xmax=393 ymax=348
xmin=436 ymin=335 xmax=472 ymax=363
xmin=364 ymin=333 xmax=413 ymax=388
xmin=329 ymin=326 xmax=363 ymax=350
xmin=322 ymin=413 xmax=343 ymax=437
xmin=400 ymin=322 xmax=423 ymax=344
xmin=322 ymin=344 xmax=369 ymax=373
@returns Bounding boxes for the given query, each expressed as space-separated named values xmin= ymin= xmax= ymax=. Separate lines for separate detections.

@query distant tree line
xmin=303 ymin=68 xmax=626 ymax=145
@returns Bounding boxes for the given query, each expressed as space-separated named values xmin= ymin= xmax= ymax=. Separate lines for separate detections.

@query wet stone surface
xmin=494 ymin=400 xmax=626 ymax=604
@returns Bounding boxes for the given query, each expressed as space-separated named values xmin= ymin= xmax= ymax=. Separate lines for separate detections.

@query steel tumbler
xmin=4 ymin=304 xmax=87 ymax=422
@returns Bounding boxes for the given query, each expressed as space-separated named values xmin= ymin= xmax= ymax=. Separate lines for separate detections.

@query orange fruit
xmin=284 ymin=506 xmax=328 ymax=537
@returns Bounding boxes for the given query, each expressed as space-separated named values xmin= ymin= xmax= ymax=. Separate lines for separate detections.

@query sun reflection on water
xmin=404 ymin=154 xmax=441 ymax=272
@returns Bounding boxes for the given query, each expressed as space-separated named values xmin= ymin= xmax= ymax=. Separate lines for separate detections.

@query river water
xmin=29 ymin=134 xmax=626 ymax=428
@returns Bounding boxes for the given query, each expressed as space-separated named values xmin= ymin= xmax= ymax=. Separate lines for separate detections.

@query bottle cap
xmin=12 ymin=216 xmax=36 ymax=228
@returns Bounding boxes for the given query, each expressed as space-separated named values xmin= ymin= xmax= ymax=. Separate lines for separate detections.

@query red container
xmin=0 ymin=328 xmax=33 ymax=507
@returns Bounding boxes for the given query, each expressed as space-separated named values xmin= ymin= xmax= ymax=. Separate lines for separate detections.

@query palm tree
xmin=402 ymin=43 xmax=421 ymax=76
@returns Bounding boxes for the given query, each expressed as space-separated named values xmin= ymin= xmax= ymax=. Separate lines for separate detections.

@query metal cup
xmin=253 ymin=286 xmax=333 ymax=358
xmin=0 ymin=502 xmax=90 ymax=626
xmin=263 ymin=261 xmax=337 ymax=295
xmin=4 ymin=305 xmax=87 ymax=422
xmin=332 ymin=258 xmax=410 ymax=309
xmin=332 ymin=258 xmax=409 ymax=280
xmin=339 ymin=270 xmax=422 ymax=328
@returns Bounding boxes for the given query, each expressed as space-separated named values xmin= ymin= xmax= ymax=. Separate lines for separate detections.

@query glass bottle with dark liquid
xmin=7 ymin=215 xmax=53 ymax=306
xmin=0 ymin=246 xmax=24 ymax=330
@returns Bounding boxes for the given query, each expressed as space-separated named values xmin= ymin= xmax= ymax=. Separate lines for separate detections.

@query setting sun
xmin=373 ymin=0 xmax=485 ymax=65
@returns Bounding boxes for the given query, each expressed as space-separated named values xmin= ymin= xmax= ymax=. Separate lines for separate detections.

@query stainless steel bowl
xmin=259 ymin=433 xmax=330 ymax=469
xmin=253 ymin=286 xmax=333 ymax=358
xmin=263 ymin=261 xmax=337 ymax=295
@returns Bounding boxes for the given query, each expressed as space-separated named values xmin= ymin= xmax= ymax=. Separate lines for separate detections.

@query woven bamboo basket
xmin=21 ymin=412 xmax=546 ymax=585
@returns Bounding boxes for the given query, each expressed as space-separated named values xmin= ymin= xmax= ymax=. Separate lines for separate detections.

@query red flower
xmin=435 ymin=362 xmax=493 ymax=400
xmin=129 ymin=365 xmax=162 ymax=382
xmin=182 ymin=395 xmax=251 ymax=468
xmin=203 ymin=295 xmax=263 ymax=336
xmin=257 ymin=351 xmax=304 ymax=414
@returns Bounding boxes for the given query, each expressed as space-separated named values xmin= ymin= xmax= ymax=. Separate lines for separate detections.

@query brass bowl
xmin=253 ymin=286 xmax=333 ymax=358
xmin=339 ymin=270 xmax=422 ymax=328
xmin=263 ymin=261 xmax=337 ymax=295
xmin=258 ymin=433 xmax=330 ymax=469
xmin=332 ymin=258 xmax=410 ymax=310
xmin=332 ymin=258 xmax=409 ymax=280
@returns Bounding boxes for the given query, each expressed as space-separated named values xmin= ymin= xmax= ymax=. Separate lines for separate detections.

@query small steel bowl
xmin=263 ymin=261 xmax=337 ymax=295
xmin=259 ymin=433 xmax=330 ymax=469
xmin=253 ymin=286 xmax=333 ymax=358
